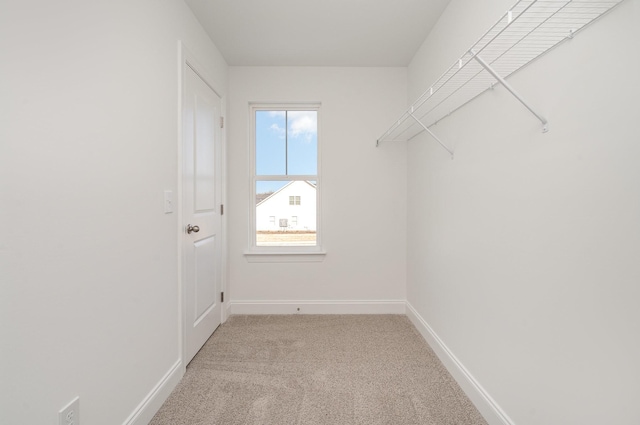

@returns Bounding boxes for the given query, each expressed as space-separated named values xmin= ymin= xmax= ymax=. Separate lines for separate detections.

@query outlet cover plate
xmin=59 ymin=396 xmax=80 ymax=425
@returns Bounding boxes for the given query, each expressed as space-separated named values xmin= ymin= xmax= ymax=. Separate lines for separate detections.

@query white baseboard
xmin=405 ymin=302 xmax=515 ymax=425
xmin=228 ymin=300 xmax=406 ymax=315
xmin=223 ymin=301 xmax=232 ymax=322
xmin=122 ymin=359 xmax=183 ymax=425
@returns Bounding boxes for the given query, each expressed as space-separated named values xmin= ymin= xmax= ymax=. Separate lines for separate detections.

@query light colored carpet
xmin=150 ymin=315 xmax=488 ymax=425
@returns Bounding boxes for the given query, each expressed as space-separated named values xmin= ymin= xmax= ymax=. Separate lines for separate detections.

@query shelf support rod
xmin=408 ymin=112 xmax=454 ymax=157
xmin=470 ymin=50 xmax=548 ymax=133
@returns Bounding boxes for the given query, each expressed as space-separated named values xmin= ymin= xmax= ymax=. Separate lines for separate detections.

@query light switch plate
xmin=164 ymin=190 xmax=173 ymax=213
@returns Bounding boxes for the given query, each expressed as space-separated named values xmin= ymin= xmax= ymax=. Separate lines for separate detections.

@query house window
xmin=250 ymin=104 xmax=321 ymax=252
xmin=289 ymin=196 xmax=301 ymax=205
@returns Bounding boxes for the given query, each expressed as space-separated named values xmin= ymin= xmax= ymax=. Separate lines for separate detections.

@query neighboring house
xmin=256 ymin=181 xmax=316 ymax=231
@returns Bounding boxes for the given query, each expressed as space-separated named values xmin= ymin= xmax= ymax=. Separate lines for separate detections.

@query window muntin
xmin=251 ymin=105 xmax=320 ymax=250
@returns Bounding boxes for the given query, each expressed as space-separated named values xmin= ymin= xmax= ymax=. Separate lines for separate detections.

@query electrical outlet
xmin=59 ymin=397 xmax=80 ymax=425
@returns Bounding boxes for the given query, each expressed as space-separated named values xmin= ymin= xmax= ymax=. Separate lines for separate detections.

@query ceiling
xmin=184 ymin=0 xmax=451 ymax=67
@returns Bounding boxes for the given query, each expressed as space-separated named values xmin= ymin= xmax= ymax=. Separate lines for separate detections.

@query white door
xmin=183 ymin=64 xmax=222 ymax=364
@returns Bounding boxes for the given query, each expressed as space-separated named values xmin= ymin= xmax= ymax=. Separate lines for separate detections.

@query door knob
xmin=186 ymin=224 xmax=200 ymax=234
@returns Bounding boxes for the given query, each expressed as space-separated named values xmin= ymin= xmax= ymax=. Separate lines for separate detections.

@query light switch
xmin=164 ymin=190 xmax=173 ymax=213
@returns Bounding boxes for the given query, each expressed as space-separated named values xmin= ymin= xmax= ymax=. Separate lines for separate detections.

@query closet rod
xmin=375 ymin=0 xmax=625 ymax=151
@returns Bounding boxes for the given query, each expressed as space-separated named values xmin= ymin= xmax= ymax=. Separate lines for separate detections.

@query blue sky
xmin=256 ymin=110 xmax=317 ymax=194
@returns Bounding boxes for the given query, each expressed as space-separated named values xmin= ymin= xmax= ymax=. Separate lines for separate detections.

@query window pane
xmin=256 ymin=181 xmax=288 ymax=205
xmin=256 ymin=111 xmax=286 ymax=175
xmin=255 ymin=180 xmax=317 ymax=247
xmin=287 ymin=111 xmax=317 ymax=175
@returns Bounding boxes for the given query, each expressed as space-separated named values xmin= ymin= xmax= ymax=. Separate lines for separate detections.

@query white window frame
xmin=245 ymin=103 xmax=325 ymax=262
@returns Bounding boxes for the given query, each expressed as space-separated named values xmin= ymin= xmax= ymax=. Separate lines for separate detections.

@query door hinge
xmin=220 ymin=116 xmax=224 ymax=129
xmin=220 ymin=204 xmax=224 ymax=215
xmin=221 ymin=292 xmax=224 ymax=303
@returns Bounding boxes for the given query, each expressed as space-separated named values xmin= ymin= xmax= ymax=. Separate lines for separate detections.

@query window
xmin=249 ymin=104 xmax=322 ymax=256
xmin=289 ymin=196 xmax=301 ymax=205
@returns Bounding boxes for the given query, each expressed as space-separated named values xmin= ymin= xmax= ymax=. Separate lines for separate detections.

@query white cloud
xmin=269 ymin=123 xmax=285 ymax=139
xmin=265 ymin=111 xmax=317 ymax=142
xmin=288 ymin=111 xmax=317 ymax=141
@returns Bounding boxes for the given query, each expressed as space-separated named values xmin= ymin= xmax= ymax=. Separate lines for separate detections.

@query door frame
xmin=178 ymin=42 xmax=227 ymax=372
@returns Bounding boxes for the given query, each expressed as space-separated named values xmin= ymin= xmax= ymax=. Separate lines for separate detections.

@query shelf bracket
xmin=409 ymin=112 xmax=454 ymax=158
xmin=470 ymin=50 xmax=548 ymax=133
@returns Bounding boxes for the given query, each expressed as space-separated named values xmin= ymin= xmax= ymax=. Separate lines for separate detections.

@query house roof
xmin=256 ymin=181 xmax=316 ymax=208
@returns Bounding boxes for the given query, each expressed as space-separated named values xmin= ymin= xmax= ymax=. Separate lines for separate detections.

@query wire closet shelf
xmin=376 ymin=0 xmax=624 ymax=154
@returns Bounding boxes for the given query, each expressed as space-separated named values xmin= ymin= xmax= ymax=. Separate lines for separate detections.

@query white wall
xmin=227 ymin=67 xmax=407 ymax=308
xmin=406 ymin=0 xmax=640 ymax=424
xmin=0 ymin=1 xmax=226 ymax=424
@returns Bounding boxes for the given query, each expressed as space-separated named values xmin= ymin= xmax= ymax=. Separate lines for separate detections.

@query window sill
xmin=244 ymin=250 xmax=327 ymax=263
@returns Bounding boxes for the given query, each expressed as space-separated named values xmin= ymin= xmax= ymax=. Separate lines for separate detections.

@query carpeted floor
xmin=150 ymin=315 xmax=488 ymax=425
